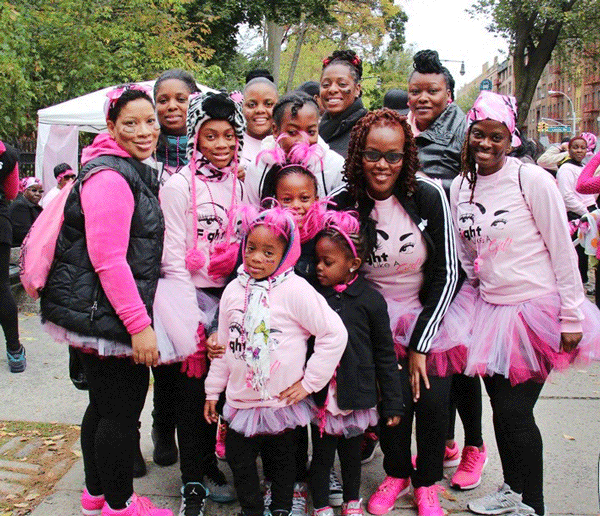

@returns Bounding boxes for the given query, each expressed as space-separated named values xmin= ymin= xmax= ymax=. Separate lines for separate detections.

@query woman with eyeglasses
xmin=333 ymin=108 xmax=471 ymax=516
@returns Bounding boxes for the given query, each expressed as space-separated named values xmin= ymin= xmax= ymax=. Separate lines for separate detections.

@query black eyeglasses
xmin=362 ymin=150 xmax=404 ymax=164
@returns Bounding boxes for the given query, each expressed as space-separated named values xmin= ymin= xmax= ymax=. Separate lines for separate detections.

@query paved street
xmin=1 ymin=310 xmax=599 ymax=516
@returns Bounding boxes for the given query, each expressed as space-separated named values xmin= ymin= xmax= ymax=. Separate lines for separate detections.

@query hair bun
xmin=322 ymin=49 xmax=363 ymax=80
xmin=413 ymin=49 xmax=444 ymax=74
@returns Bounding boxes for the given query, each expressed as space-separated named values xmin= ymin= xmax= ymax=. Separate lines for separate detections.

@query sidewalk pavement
xmin=1 ymin=311 xmax=599 ymax=516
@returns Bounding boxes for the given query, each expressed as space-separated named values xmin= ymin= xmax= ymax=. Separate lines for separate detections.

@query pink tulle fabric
xmin=389 ymin=284 xmax=477 ymax=376
xmin=223 ymin=398 xmax=314 ymax=437
xmin=466 ymin=293 xmax=600 ymax=386
xmin=312 ymin=407 xmax=379 ymax=439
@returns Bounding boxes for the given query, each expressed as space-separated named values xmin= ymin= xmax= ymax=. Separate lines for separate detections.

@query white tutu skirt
xmin=388 ymin=284 xmax=476 ymax=377
xmin=42 ymin=320 xmax=179 ymax=365
xmin=312 ymin=407 xmax=379 ymax=439
xmin=223 ymin=398 xmax=315 ymax=437
xmin=465 ymin=293 xmax=600 ymax=385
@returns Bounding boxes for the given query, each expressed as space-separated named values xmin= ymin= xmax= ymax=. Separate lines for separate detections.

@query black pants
xmin=79 ymin=353 xmax=149 ymax=509
xmin=262 ymin=425 xmax=309 ymax=484
xmin=226 ymin=427 xmax=298 ymax=516
xmin=483 ymin=375 xmax=544 ymax=515
xmin=152 ymin=363 xmax=217 ymax=484
xmin=309 ymin=425 xmax=362 ymax=509
xmin=0 ymin=244 xmax=20 ymax=353
xmin=447 ymin=374 xmax=484 ymax=447
xmin=151 ymin=363 xmax=177 ymax=432
xmin=379 ymin=360 xmax=452 ymax=488
xmin=576 ymin=244 xmax=589 ymax=284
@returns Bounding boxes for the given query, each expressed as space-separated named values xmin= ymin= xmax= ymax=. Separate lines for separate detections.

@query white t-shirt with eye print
xmin=363 ymin=195 xmax=428 ymax=308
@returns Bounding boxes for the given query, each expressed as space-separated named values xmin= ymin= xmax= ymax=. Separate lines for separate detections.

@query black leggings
xmin=446 ymin=374 xmax=484 ymax=447
xmin=226 ymin=427 xmax=298 ymax=516
xmin=483 ymin=375 xmax=545 ymax=515
xmin=309 ymin=426 xmax=362 ymax=509
xmin=0 ymin=244 xmax=20 ymax=352
xmin=152 ymin=363 xmax=217 ymax=484
xmin=80 ymin=352 xmax=149 ymax=510
xmin=379 ymin=360 xmax=452 ymax=488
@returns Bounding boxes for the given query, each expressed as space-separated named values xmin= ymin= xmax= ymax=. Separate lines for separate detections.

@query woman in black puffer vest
xmin=40 ymin=87 xmax=172 ymax=516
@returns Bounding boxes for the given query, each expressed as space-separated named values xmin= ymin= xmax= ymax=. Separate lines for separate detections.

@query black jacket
xmin=319 ymin=98 xmax=368 ymax=159
xmin=332 ymin=176 xmax=463 ymax=354
xmin=8 ymin=195 xmax=42 ymax=246
xmin=314 ymin=275 xmax=403 ymax=418
xmin=414 ymin=103 xmax=467 ymax=194
xmin=41 ymin=155 xmax=164 ymax=345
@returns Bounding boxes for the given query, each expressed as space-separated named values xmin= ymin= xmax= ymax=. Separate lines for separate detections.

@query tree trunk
xmin=267 ymin=20 xmax=285 ymax=86
xmin=285 ymin=22 xmax=308 ymax=92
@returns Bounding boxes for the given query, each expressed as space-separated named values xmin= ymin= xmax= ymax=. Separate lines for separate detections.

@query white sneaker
xmin=263 ymin=480 xmax=272 ymax=514
xmin=291 ymin=482 xmax=309 ymax=516
xmin=467 ymin=483 xmax=523 ymax=514
xmin=328 ymin=469 xmax=343 ymax=507
xmin=504 ymin=503 xmax=548 ymax=516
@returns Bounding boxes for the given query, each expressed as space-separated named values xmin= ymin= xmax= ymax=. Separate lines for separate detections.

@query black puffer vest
xmin=41 ymin=155 xmax=164 ymax=345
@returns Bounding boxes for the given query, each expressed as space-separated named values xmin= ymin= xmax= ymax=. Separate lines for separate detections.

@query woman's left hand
xmin=386 ymin=416 xmax=401 ymax=427
xmin=560 ymin=332 xmax=582 ymax=352
xmin=278 ymin=380 xmax=309 ymax=405
xmin=408 ymin=349 xmax=430 ymax=403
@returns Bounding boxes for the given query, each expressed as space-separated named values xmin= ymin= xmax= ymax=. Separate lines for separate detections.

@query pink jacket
xmin=79 ymin=133 xmax=152 ymax=335
xmin=576 ymin=151 xmax=600 ymax=195
xmin=451 ymin=157 xmax=584 ymax=333
xmin=205 ymin=273 xmax=347 ymax=409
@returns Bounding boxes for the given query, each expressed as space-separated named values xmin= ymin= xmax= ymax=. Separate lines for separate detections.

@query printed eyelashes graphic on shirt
xmin=399 ymin=232 xmax=415 ymax=254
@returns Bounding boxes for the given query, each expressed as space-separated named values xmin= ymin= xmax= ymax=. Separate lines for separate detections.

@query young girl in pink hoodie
xmin=204 ymin=206 xmax=347 ymax=516
xmin=451 ymin=91 xmax=600 ymax=516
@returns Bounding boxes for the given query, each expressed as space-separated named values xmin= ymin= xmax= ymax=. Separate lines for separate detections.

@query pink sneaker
xmin=411 ymin=442 xmax=461 ymax=470
xmin=81 ymin=488 xmax=105 ymax=516
xmin=215 ymin=417 xmax=227 ymax=460
xmin=413 ymin=485 xmax=445 ymax=516
xmin=450 ymin=444 xmax=488 ymax=490
xmin=367 ymin=476 xmax=410 ymax=515
xmin=341 ymin=499 xmax=364 ymax=516
xmin=101 ymin=494 xmax=173 ymax=516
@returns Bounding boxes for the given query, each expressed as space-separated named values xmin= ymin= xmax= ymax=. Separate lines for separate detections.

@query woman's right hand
xmin=131 ymin=325 xmax=159 ymax=367
xmin=206 ymin=332 xmax=226 ymax=360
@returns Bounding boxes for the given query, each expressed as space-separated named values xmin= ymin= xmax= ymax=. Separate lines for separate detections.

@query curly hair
xmin=459 ymin=125 xmax=479 ymax=203
xmin=322 ymin=49 xmax=363 ymax=83
xmin=344 ymin=108 xmax=419 ymax=203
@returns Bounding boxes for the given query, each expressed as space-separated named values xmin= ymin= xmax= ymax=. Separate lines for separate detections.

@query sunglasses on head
xmin=362 ymin=150 xmax=404 ymax=164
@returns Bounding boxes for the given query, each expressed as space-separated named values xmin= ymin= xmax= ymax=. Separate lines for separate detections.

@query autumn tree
xmin=472 ymin=0 xmax=600 ymax=130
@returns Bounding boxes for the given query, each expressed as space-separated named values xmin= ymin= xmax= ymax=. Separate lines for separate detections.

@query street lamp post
xmin=548 ymin=90 xmax=576 ymax=135
xmin=441 ymin=59 xmax=466 ymax=76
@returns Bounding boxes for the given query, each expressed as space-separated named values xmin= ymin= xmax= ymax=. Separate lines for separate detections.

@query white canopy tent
xmin=36 ymin=80 xmax=216 ymax=188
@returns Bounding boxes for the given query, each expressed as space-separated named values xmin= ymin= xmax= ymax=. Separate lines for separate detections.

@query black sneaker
xmin=203 ymin=462 xmax=237 ymax=502
xmin=360 ymin=431 xmax=379 ymax=464
xmin=179 ymin=482 xmax=208 ymax=516
xmin=7 ymin=346 xmax=26 ymax=373
xmin=152 ymin=425 xmax=178 ymax=466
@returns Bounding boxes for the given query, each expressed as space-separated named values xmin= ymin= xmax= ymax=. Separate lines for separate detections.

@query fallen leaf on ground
xmin=441 ymin=490 xmax=457 ymax=501
xmin=563 ymin=434 xmax=576 ymax=440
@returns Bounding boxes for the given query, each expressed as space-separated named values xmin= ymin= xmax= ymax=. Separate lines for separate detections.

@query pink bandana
xmin=20 ymin=177 xmax=42 ymax=192
xmin=466 ymin=91 xmax=521 ymax=147
xmin=103 ymin=84 xmax=152 ymax=118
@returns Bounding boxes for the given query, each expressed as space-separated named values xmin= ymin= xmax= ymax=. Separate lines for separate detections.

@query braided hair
xmin=272 ymin=91 xmax=319 ymax=129
xmin=261 ymin=164 xmax=318 ymax=202
xmin=322 ymin=49 xmax=363 ymax=83
xmin=344 ymin=108 xmax=419 ymax=203
xmin=410 ymin=50 xmax=455 ymax=100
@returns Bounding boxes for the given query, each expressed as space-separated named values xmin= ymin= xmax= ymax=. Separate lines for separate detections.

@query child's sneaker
xmin=215 ymin=417 xmax=227 ymax=461
xmin=467 ymin=483 xmax=523 ymax=514
xmin=328 ymin=469 xmax=343 ymax=507
xmin=81 ymin=488 xmax=105 ymax=516
xmin=291 ymin=482 xmax=308 ymax=516
xmin=7 ymin=346 xmax=26 ymax=373
xmin=101 ymin=493 xmax=173 ymax=516
xmin=367 ymin=476 xmax=410 ymax=515
xmin=313 ymin=507 xmax=334 ymax=516
xmin=451 ymin=444 xmax=488 ymax=490
xmin=341 ymin=499 xmax=364 ymax=516
xmin=179 ymin=483 xmax=208 ymax=516
xmin=262 ymin=480 xmax=272 ymax=512
xmin=414 ymin=485 xmax=445 ymax=516
xmin=203 ymin=463 xmax=236 ymax=503
xmin=361 ymin=431 xmax=379 ymax=464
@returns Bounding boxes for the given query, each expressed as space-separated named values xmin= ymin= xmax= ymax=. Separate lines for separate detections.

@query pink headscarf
xmin=581 ymin=132 xmax=597 ymax=153
xmin=19 ymin=177 xmax=42 ymax=192
xmin=466 ymin=91 xmax=521 ymax=147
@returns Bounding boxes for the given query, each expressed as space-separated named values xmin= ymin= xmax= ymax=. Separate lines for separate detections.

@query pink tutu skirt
xmin=312 ymin=407 xmax=379 ymax=439
xmin=389 ymin=284 xmax=476 ymax=377
xmin=42 ymin=320 xmax=179 ymax=364
xmin=466 ymin=293 xmax=600 ymax=385
xmin=223 ymin=398 xmax=315 ymax=437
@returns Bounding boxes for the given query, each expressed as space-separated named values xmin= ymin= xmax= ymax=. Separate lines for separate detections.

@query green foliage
xmin=456 ymin=82 xmax=480 ymax=114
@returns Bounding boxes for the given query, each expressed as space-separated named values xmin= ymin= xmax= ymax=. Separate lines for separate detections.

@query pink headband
xmin=322 ymin=211 xmax=360 ymax=258
xmin=103 ymin=84 xmax=152 ymax=118
xmin=20 ymin=177 xmax=41 ymax=192
xmin=467 ymin=91 xmax=521 ymax=147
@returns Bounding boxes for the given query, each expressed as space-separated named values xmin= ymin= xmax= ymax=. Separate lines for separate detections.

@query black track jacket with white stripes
xmin=332 ymin=176 xmax=464 ymax=355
